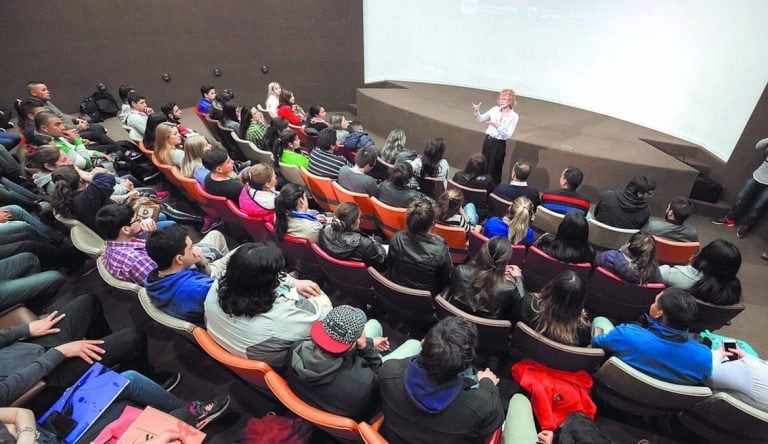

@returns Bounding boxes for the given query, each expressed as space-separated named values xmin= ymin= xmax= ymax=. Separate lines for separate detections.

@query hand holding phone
xmin=723 ymin=341 xmax=740 ymax=361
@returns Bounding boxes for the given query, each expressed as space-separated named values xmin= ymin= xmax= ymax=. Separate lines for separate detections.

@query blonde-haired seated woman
xmin=153 ymin=122 xmax=184 ymax=167
xmin=479 ymin=196 xmax=535 ymax=245
xmin=180 ymin=134 xmax=212 ymax=185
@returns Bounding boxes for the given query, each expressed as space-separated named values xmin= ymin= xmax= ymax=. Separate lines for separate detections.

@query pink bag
xmin=238 ymin=412 xmax=314 ymax=444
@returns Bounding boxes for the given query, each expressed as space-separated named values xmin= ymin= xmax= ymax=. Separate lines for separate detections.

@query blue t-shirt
xmin=483 ymin=217 xmax=534 ymax=245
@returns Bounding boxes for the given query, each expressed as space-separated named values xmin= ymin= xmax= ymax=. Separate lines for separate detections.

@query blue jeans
xmin=2 ymin=205 xmax=64 ymax=242
xmin=0 ymin=178 xmax=41 ymax=213
xmin=0 ymin=252 xmax=65 ymax=310
xmin=726 ymin=178 xmax=768 ymax=227
xmin=120 ymin=371 xmax=186 ymax=411
xmin=464 ymin=203 xmax=479 ymax=226
xmin=0 ymin=132 xmax=20 ymax=150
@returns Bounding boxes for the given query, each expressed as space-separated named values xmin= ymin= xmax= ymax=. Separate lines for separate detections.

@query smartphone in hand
xmin=723 ymin=341 xmax=739 ymax=361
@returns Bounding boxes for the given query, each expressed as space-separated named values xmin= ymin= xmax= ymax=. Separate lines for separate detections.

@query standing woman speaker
xmin=472 ymin=89 xmax=519 ymax=184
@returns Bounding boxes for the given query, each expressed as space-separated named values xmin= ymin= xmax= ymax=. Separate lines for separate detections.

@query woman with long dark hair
xmin=221 ymin=102 xmax=240 ymax=133
xmin=661 ymin=239 xmax=742 ymax=305
xmin=239 ymin=105 xmax=267 ymax=146
xmin=319 ymin=202 xmax=387 ymax=268
xmin=452 ymin=153 xmax=496 ymax=193
xmin=204 ymin=242 xmax=329 ymax=368
xmin=271 ymin=129 xmax=309 ymax=173
xmin=410 ymin=137 xmax=449 ymax=183
xmin=276 ymin=89 xmax=304 ymax=125
xmin=447 ymin=236 xmax=524 ymax=320
xmin=141 ymin=113 xmax=169 ymax=150
xmin=51 ymin=165 xmax=120 ymax=231
xmin=274 ymin=183 xmax=323 ymax=243
xmin=535 ymin=211 xmax=595 ymax=264
xmin=597 ymin=232 xmax=661 ymax=284
xmin=521 ymin=270 xmax=590 ymax=346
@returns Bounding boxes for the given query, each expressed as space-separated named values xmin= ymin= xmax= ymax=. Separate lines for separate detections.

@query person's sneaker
xmin=190 ymin=395 xmax=230 ymax=429
xmin=710 ymin=216 xmax=736 ymax=227
xmin=761 ymin=251 xmax=768 ymax=261
xmin=201 ymin=216 xmax=223 ymax=234
xmin=737 ymin=225 xmax=749 ymax=239
xmin=153 ymin=372 xmax=181 ymax=392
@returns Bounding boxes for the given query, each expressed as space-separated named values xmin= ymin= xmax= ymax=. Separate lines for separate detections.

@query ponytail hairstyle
xmin=51 ymin=165 xmax=81 ymax=217
xmin=239 ymin=105 xmax=253 ymax=139
xmin=272 ymin=128 xmax=297 ymax=172
xmin=435 ymin=189 xmax=464 ymax=223
xmin=331 ymin=202 xmax=360 ymax=233
xmin=274 ymin=183 xmax=305 ymax=240
xmin=620 ymin=233 xmax=659 ymax=285
xmin=466 ymin=236 xmax=513 ymax=312
xmin=263 ymin=117 xmax=289 ymax=151
xmin=420 ymin=137 xmax=446 ymax=179
xmin=507 ymin=196 xmax=534 ymax=244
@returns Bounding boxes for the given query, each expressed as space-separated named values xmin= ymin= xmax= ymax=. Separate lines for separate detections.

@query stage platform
xmin=356 ymin=81 xmax=700 ymax=214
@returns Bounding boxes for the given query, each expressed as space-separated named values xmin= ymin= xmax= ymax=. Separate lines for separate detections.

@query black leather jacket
xmin=386 ymin=231 xmax=452 ymax=293
xmin=447 ymin=264 xmax=524 ymax=320
xmin=319 ymin=225 xmax=387 ymax=269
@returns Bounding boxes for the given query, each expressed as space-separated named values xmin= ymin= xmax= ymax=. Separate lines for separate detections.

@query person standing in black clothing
xmin=472 ymin=89 xmax=520 ymax=184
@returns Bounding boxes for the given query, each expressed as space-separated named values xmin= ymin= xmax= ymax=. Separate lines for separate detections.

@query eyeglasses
xmin=129 ymin=217 xmax=142 ymax=226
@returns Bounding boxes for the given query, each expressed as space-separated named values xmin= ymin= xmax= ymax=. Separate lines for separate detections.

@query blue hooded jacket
xmin=404 ymin=358 xmax=468 ymax=414
xmin=144 ymin=269 xmax=213 ymax=324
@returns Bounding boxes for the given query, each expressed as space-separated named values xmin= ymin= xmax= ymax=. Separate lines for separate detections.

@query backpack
xmin=92 ymin=90 xmax=119 ymax=117
xmin=237 ymin=412 xmax=314 ymax=444
xmin=79 ymin=97 xmax=103 ymax=123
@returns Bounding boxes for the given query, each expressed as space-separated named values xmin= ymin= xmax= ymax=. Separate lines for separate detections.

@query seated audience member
xmin=535 ymin=211 xmax=595 ymax=264
xmin=482 ymin=196 xmax=535 ymax=245
xmin=0 ymin=204 xmax=64 ymax=243
xmin=276 ymin=89 xmax=304 ymax=125
xmin=144 ymin=225 xmax=231 ymax=323
xmin=379 ymin=129 xmax=416 ymax=164
xmin=521 ymin=411 xmax=611 ymax=444
xmin=540 ymin=167 xmax=590 ymax=215
xmin=33 ymin=111 xmax=109 ymax=170
xmin=306 ymin=105 xmax=329 ymax=132
xmin=435 ymin=189 xmax=478 ymax=232
xmin=239 ymin=105 xmax=267 ymax=146
xmin=448 ymin=236 xmax=524 ymax=320
xmin=593 ymin=288 xmax=712 ymax=384
xmin=97 ymin=204 xmax=227 ymax=285
xmin=180 ymin=134 xmax=212 ymax=184
xmin=308 ymin=128 xmax=350 ymax=180
xmin=272 ymin=128 xmax=309 ymax=172
xmin=117 ymin=84 xmax=136 ymax=121
xmin=161 ymin=100 xmax=195 ymax=137
xmin=27 ymin=81 xmax=113 ymax=145
xmin=274 ymin=183 xmax=323 ymax=243
xmin=286 ymin=304 xmax=421 ymax=421
xmin=707 ymin=344 xmax=768 ymax=411
xmin=330 ymin=113 xmax=350 ymax=144
xmin=221 ymin=102 xmax=240 ymax=132
xmin=209 ymin=89 xmax=233 ymax=121
xmin=521 ymin=271 xmax=591 ymax=346
xmin=153 ymin=122 xmax=184 ymax=167
xmin=25 ymin=146 xmax=77 ymax=196
xmin=51 ymin=165 xmax=124 ymax=231
xmin=123 ymin=93 xmax=154 ymax=137
xmin=337 ymin=146 xmax=380 ymax=197
xmin=204 ymin=242 xmax=329 ymax=368
xmin=452 ymin=153 xmax=496 ymax=194
xmin=0 ymin=251 xmax=65 ymax=311
xmin=378 ymin=317 xmax=504 ymax=443
xmin=202 ymin=147 xmax=243 ymax=202
xmin=597 ymin=232 xmax=661 ymax=285
xmin=239 ymin=164 xmax=279 ymax=220
xmin=492 ymin=160 xmax=541 ymax=207
xmin=141 ymin=112 xmax=169 ymax=150
xmin=410 ymin=137 xmax=450 ymax=187
xmin=595 ymin=175 xmax=656 ymax=229
xmin=344 ymin=120 xmax=375 ymax=152
xmin=387 ymin=199 xmax=452 ymax=292
xmin=378 ymin=163 xmax=429 ymax=208
xmin=319 ymin=202 xmax=387 ymax=269
xmin=264 ymin=82 xmax=281 ymax=119
xmin=264 ymin=117 xmax=289 ymax=149
xmin=197 ymin=84 xmax=216 ymax=114
xmin=17 ymin=97 xmax=47 ymax=141
xmin=660 ymin=239 xmax=741 ymax=306
xmin=642 ymin=197 xmax=698 ymax=242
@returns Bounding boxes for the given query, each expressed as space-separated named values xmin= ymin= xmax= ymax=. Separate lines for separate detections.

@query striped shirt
xmin=308 ymin=147 xmax=349 ymax=180
xmin=246 ymin=122 xmax=267 ymax=146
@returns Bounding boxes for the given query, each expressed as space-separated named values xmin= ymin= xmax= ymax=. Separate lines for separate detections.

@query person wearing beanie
xmin=284 ymin=305 xmax=421 ymax=420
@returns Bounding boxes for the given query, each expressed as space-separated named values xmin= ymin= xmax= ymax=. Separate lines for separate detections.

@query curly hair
xmin=217 ymin=242 xmax=286 ymax=317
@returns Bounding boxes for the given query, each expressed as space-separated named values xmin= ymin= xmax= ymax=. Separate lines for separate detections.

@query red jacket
xmin=277 ymin=105 xmax=303 ymax=125
xmin=511 ymin=359 xmax=597 ymax=431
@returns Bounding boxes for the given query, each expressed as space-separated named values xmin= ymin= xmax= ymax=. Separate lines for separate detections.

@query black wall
xmin=0 ymin=0 xmax=363 ymax=113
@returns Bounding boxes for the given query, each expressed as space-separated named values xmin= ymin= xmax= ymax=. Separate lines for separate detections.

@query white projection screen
xmin=363 ymin=0 xmax=768 ymax=162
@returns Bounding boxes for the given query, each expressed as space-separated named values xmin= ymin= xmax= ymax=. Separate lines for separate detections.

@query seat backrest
xmin=521 ymin=246 xmax=592 ymax=292
xmin=137 ymin=288 xmax=196 ymax=337
xmin=417 ymin=176 xmax=446 ymax=199
xmin=300 ymin=167 xmax=339 ymax=212
xmin=434 ymin=294 xmax=512 ymax=354
xmin=593 ymin=356 xmax=712 ymax=416
xmin=150 ymin=154 xmax=183 ymax=188
xmin=584 ymin=267 xmax=664 ymax=324
xmin=289 ymin=124 xmax=314 ymax=152
xmin=96 ymin=256 xmax=141 ymax=293
xmin=432 ymin=223 xmax=468 ymax=264
xmin=511 ymin=322 xmax=605 ymax=372
xmin=168 ymin=167 xmax=203 ymax=203
xmin=121 ymin=123 xmax=143 ymax=143
xmin=192 ymin=327 xmax=273 ymax=388
xmin=271 ymin=229 xmax=321 ymax=279
xmin=70 ymin=224 xmax=106 ymax=258
xmin=311 ymin=244 xmax=374 ymax=307
xmin=227 ymin=200 xmax=270 ymax=242
xmin=264 ymin=371 xmax=361 ymax=441
xmin=0 ymin=304 xmax=36 ymax=330
xmin=653 ymin=236 xmax=700 ymax=265
xmin=137 ymin=140 xmax=153 ymax=156
xmin=532 ymin=205 xmax=565 ymax=235
xmin=195 ymin=184 xmax=240 ymax=224
xmin=53 ymin=210 xmax=80 ymax=228
xmin=447 ymin=179 xmax=487 ymax=210
xmin=369 ymin=196 xmax=407 ymax=238
xmin=203 ymin=114 xmax=225 ymax=143
xmin=678 ymin=392 xmax=768 ymax=442
xmin=231 ymin=132 xmax=257 ymax=162
xmin=587 ymin=218 xmax=638 ymax=250
xmin=280 ymin=162 xmax=308 ymax=188
xmin=368 ymin=266 xmax=435 ymax=326
xmin=688 ymin=299 xmax=745 ymax=332
xmin=332 ymin=182 xmax=376 ymax=231
xmin=488 ymin=193 xmax=513 ymax=217
xmin=358 ymin=421 xmax=388 ymax=444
